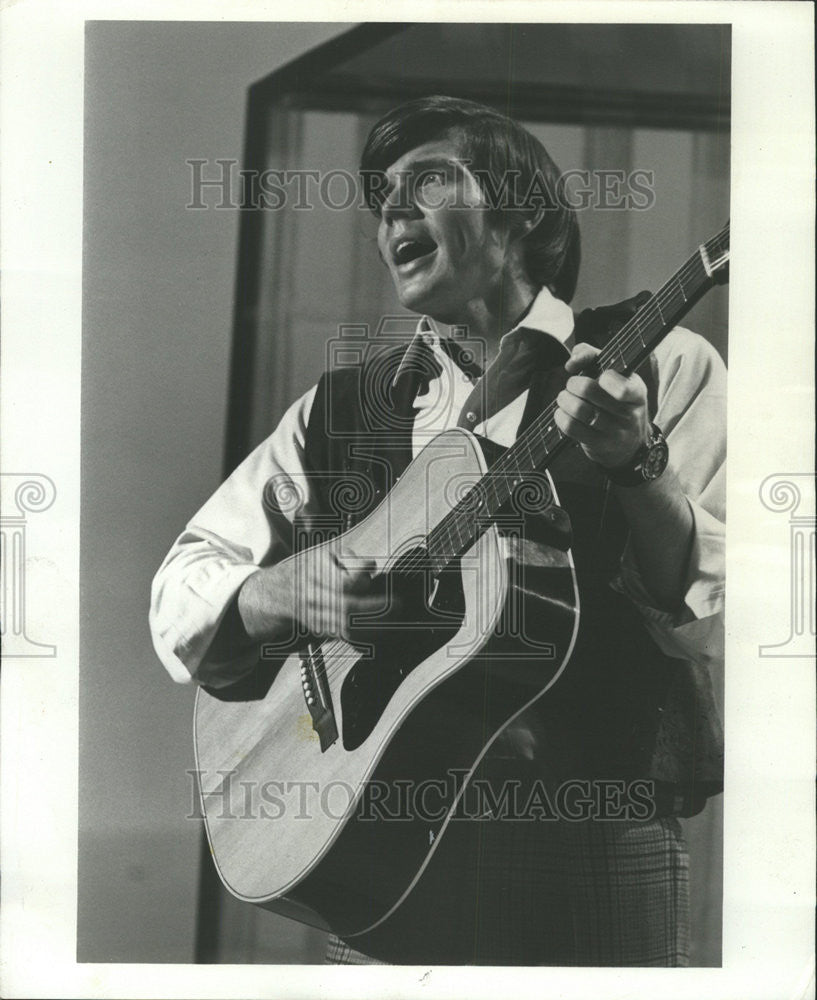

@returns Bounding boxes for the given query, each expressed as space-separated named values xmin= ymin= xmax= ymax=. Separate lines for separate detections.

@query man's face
xmin=376 ymin=135 xmax=514 ymax=322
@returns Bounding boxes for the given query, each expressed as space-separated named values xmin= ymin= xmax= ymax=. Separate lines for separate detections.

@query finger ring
xmin=588 ymin=409 xmax=600 ymax=428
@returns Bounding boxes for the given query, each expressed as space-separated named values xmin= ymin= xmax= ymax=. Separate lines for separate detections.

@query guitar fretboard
xmin=424 ymin=222 xmax=730 ymax=573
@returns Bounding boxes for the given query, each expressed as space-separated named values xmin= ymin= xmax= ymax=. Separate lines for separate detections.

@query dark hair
xmin=360 ymin=95 xmax=580 ymax=303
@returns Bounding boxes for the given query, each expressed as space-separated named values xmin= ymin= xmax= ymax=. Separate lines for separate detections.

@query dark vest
xmin=300 ymin=296 xmax=723 ymax=817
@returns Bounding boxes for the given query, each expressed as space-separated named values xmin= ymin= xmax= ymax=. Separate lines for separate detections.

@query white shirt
xmin=149 ymin=287 xmax=726 ymax=688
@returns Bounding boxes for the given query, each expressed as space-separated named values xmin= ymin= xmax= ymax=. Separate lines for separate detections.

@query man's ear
xmin=509 ymin=205 xmax=545 ymax=243
xmin=520 ymin=205 xmax=546 ymax=237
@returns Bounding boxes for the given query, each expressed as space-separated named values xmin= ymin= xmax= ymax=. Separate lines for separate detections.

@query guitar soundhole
xmin=340 ymin=548 xmax=465 ymax=751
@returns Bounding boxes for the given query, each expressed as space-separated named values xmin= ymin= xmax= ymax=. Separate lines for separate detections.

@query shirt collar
xmin=392 ymin=286 xmax=576 ymax=387
xmin=507 ymin=285 xmax=576 ymax=347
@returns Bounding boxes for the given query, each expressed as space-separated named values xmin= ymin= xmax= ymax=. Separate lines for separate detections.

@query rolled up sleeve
xmin=149 ymin=537 xmax=263 ymax=686
xmin=149 ymin=386 xmax=316 ymax=686
xmin=612 ymin=329 xmax=726 ymax=663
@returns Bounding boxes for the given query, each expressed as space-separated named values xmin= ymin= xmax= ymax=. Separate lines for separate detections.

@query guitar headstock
xmin=700 ymin=220 xmax=730 ymax=285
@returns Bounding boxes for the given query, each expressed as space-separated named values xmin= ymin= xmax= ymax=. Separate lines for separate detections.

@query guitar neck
xmin=425 ymin=222 xmax=730 ymax=573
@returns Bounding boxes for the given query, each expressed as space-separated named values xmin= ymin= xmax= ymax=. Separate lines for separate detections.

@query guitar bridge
xmin=299 ymin=643 xmax=338 ymax=752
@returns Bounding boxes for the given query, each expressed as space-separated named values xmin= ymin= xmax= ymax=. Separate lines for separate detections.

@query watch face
xmin=606 ymin=425 xmax=668 ymax=487
xmin=643 ymin=439 xmax=669 ymax=480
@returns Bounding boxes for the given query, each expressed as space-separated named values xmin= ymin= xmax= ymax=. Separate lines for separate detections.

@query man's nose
xmin=381 ymin=176 xmax=422 ymax=224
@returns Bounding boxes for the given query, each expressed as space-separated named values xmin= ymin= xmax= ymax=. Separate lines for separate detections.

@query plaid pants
xmin=325 ymin=816 xmax=689 ymax=966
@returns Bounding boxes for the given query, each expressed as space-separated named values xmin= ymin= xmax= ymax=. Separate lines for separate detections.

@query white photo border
xmin=1 ymin=2 xmax=814 ymax=998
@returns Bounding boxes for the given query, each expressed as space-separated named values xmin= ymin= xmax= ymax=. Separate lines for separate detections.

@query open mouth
xmin=393 ymin=238 xmax=438 ymax=267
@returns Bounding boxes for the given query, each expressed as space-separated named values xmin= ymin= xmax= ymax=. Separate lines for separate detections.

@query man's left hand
xmin=554 ymin=342 xmax=651 ymax=469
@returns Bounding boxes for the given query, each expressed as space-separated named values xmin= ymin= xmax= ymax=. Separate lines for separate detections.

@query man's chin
xmin=395 ymin=278 xmax=449 ymax=319
xmin=397 ymin=290 xmax=430 ymax=315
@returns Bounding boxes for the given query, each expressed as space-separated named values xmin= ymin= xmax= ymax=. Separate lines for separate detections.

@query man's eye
xmin=419 ymin=171 xmax=446 ymax=188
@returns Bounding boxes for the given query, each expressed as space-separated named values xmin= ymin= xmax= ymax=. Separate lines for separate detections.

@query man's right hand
xmin=237 ymin=543 xmax=390 ymax=648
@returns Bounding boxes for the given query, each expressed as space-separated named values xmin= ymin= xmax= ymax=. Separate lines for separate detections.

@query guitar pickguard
xmin=340 ymin=554 xmax=466 ymax=750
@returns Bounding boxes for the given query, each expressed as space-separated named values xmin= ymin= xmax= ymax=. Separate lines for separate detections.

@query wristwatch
xmin=605 ymin=423 xmax=669 ymax=487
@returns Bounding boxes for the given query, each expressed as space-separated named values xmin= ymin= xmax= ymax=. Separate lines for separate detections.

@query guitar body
xmin=195 ymin=428 xmax=580 ymax=962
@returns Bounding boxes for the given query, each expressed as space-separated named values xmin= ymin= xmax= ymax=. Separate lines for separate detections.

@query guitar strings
xmin=424 ymin=243 xmax=714 ymax=554
xmin=396 ymin=223 xmax=730 ymax=571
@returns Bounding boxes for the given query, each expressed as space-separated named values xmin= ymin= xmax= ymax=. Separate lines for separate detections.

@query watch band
xmin=604 ymin=423 xmax=669 ymax=487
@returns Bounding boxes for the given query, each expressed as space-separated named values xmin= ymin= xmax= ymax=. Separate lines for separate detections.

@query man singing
xmin=150 ymin=96 xmax=725 ymax=965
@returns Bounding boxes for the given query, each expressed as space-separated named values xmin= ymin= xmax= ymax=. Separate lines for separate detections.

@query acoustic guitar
xmin=194 ymin=223 xmax=729 ymax=962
